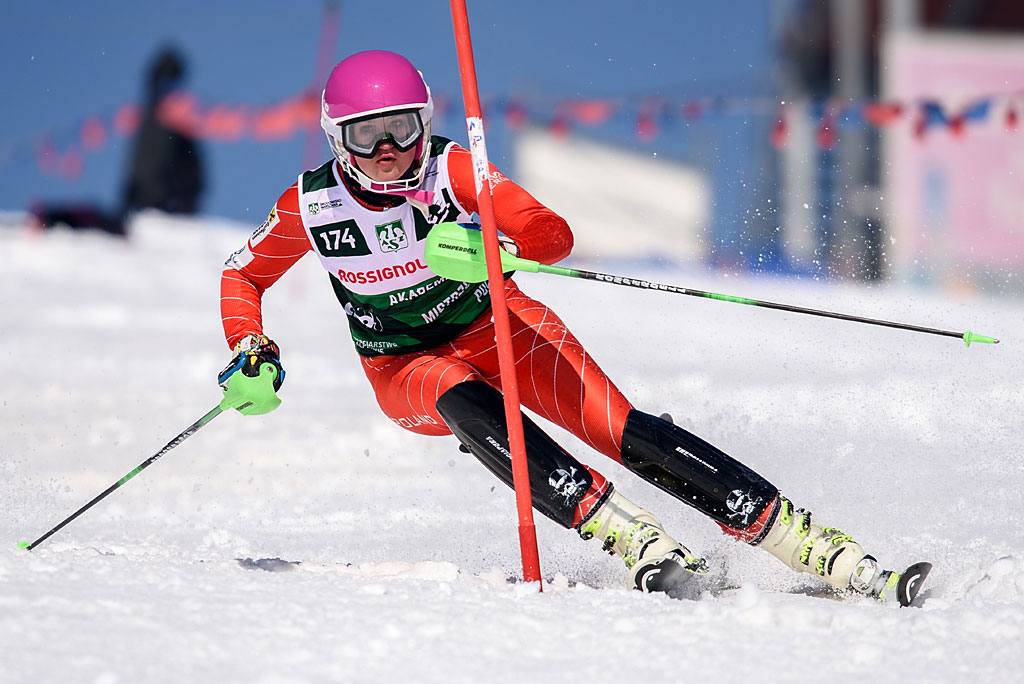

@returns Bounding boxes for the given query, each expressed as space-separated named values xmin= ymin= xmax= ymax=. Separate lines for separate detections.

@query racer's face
xmin=352 ymin=141 xmax=418 ymax=183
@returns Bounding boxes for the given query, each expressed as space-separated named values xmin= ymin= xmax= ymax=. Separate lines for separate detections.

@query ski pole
xmin=424 ymin=222 xmax=1000 ymax=348
xmin=19 ymin=403 xmax=226 ymax=551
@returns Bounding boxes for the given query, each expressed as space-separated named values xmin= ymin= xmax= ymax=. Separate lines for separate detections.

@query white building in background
xmin=514 ymin=128 xmax=710 ymax=263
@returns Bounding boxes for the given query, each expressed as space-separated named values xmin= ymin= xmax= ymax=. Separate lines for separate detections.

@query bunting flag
xmin=816 ymin=104 xmax=837 ymax=150
xmin=8 ymin=87 xmax=1024 ymax=181
xmin=862 ymin=102 xmax=903 ymax=126
xmin=770 ymin=104 xmax=789 ymax=148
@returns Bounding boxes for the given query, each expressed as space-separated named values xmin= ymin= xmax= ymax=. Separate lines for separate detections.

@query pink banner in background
xmin=886 ymin=34 xmax=1024 ymax=284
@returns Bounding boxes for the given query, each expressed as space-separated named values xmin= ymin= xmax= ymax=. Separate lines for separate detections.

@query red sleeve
xmin=220 ymin=184 xmax=311 ymax=349
xmin=446 ymin=147 xmax=573 ymax=264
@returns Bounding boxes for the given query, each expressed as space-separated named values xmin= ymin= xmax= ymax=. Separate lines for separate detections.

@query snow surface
xmin=2 ymin=213 xmax=1022 ymax=683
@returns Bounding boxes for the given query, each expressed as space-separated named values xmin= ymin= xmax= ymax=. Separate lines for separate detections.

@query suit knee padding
xmin=620 ymin=410 xmax=778 ymax=534
xmin=436 ymin=381 xmax=593 ymax=529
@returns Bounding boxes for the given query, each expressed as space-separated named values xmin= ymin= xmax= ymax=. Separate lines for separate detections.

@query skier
xmin=218 ymin=50 xmax=925 ymax=603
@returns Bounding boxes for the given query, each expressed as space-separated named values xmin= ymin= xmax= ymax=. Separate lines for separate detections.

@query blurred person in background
xmin=121 ymin=45 xmax=204 ymax=217
xmin=31 ymin=45 xmax=204 ymax=235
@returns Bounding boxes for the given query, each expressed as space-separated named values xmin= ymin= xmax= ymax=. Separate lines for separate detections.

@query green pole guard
xmin=962 ymin=330 xmax=999 ymax=347
xmin=424 ymin=222 xmax=541 ymax=283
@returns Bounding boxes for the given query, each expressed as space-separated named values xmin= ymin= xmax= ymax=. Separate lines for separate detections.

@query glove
xmin=498 ymin=235 xmax=520 ymax=257
xmin=459 ymin=222 xmax=520 ymax=257
xmin=218 ymin=334 xmax=285 ymax=415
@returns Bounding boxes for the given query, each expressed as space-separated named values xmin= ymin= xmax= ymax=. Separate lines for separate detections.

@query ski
xmin=676 ymin=560 xmax=933 ymax=607
xmin=233 ymin=555 xmax=932 ymax=607
xmin=634 ymin=556 xmax=726 ymax=601
xmin=635 ymin=559 xmax=705 ymax=600
xmin=236 ymin=557 xmax=304 ymax=572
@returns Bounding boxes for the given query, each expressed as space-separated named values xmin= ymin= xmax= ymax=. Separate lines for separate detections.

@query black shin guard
xmin=436 ymin=381 xmax=598 ymax=529
xmin=620 ymin=410 xmax=779 ymax=539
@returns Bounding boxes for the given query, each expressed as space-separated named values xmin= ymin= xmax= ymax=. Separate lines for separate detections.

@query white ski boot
xmin=758 ymin=496 xmax=927 ymax=604
xmin=579 ymin=489 xmax=707 ymax=595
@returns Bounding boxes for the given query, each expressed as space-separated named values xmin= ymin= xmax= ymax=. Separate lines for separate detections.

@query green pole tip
xmin=963 ymin=331 xmax=999 ymax=347
xmin=17 ymin=542 xmax=31 ymax=551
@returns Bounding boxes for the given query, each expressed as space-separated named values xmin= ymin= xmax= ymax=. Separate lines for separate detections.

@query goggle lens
xmin=341 ymin=111 xmax=423 ymax=158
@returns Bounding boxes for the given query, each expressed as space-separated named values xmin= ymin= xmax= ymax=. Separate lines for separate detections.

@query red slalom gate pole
xmin=449 ymin=1 xmax=542 ymax=588
xmin=301 ymin=1 xmax=341 ymax=170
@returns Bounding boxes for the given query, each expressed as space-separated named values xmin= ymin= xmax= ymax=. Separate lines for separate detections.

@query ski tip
xmin=17 ymin=541 xmax=32 ymax=551
xmin=897 ymin=561 xmax=932 ymax=607
xmin=633 ymin=553 xmax=712 ymax=601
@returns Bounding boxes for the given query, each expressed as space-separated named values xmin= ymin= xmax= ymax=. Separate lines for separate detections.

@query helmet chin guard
xmin=319 ymin=50 xmax=434 ymax=195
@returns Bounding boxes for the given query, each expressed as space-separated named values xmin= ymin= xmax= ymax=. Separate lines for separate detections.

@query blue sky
xmin=0 ymin=1 xmax=779 ymax=229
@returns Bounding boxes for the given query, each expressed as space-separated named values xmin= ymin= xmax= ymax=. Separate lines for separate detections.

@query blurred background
xmin=2 ymin=0 xmax=1022 ymax=292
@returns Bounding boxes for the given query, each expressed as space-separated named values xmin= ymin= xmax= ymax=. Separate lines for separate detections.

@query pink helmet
xmin=320 ymin=50 xmax=434 ymax=194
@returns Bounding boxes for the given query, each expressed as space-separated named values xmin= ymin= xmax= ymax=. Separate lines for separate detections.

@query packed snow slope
xmin=2 ymin=213 xmax=1022 ymax=684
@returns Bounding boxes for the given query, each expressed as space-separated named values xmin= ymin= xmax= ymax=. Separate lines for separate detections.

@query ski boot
xmin=757 ymin=496 xmax=930 ymax=606
xmin=579 ymin=489 xmax=708 ymax=596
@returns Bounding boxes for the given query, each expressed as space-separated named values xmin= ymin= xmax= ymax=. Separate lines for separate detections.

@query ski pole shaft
xmin=19 ymin=404 xmax=225 ymax=551
xmin=546 ymin=265 xmax=999 ymax=346
xmin=422 ymin=223 xmax=1000 ymax=348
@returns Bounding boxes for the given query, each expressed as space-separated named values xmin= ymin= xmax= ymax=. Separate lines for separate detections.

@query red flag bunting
xmin=817 ymin=106 xmax=836 ymax=149
xmin=157 ymin=92 xmax=202 ymax=137
xmin=17 ymin=88 xmax=1024 ymax=184
xmin=58 ymin=148 xmax=84 ymax=180
xmin=113 ymin=104 xmax=141 ymax=136
xmin=771 ymin=105 xmax=788 ymax=148
xmin=635 ymin=112 xmax=657 ymax=141
xmin=549 ymin=115 xmax=571 ymax=138
xmin=862 ymin=102 xmax=903 ymax=126
xmin=504 ymin=100 xmax=528 ymax=130
xmin=81 ymin=116 xmax=106 ymax=151
xmin=569 ymin=100 xmax=616 ymax=126
xmin=202 ymin=105 xmax=248 ymax=140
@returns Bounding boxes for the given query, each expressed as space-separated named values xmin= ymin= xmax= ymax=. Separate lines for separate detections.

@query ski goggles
xmin=339 ymin=110 xmax=424 ymax=158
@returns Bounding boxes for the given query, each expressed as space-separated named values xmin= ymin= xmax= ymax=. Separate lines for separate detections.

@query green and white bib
xmin=298 ymin=137 xmax=491 ymax=356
